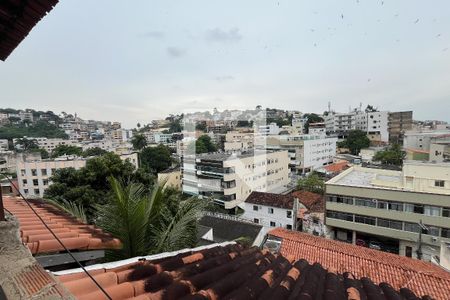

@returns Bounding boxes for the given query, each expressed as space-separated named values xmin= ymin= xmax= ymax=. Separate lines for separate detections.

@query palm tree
xmin=131 ymin=134 xmax=147 ymax=151
xmin=97 ymin=177 xmax=205 ymax=260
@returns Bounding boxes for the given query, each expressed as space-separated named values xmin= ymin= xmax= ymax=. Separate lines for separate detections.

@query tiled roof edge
xmin=52 ymin=241 xmax=236 ymax=276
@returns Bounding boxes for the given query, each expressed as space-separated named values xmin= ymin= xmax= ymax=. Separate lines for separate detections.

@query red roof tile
xmin=245 ymin=192 xmax=295 ymax=209
xmin=0 ymin=0 xmax=59 ymax=61
xmin=3 ymin=196 xmax=121 ymax=254
xmin=291 ymin=190 xmax=324 ymax=213
xmin=323 ymin=160 xmax=349 ymax=173
xmin=269 ymin=228 xmax=450 ymax=300
xmin=54 ymin=243 xmax=435 ymax=300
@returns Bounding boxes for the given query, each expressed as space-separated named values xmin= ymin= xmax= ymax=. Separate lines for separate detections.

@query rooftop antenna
xmin=328 ymin=101 xmax=331 ymax=113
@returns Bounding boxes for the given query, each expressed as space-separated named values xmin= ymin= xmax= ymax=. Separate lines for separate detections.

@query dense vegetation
xmin=140 ymin=144 xmax=173 ymax=173
xmin=297 ymin=172 xmax=325 ymax=194
xmin=303 ymin=113 xmax=324 ymax=133
xmin=337 ymin=130 xmax=370 ymax=155
xmin=373 ymin=144 xmax=406 ymax=166
xmin=0 ymin=121 xmax=67 ymax=140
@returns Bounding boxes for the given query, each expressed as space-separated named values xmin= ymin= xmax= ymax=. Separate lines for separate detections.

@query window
xmin=43 ymin=179 xmax=49 ymax=186
xmin=23 ymin=189 xmax=28 ymax=194
xmin=424 ymin=206 xmax=440 ymax=217
xmin=355 ymin=198 xmax=377 ymax=208
xmin=33 ymin=179 xmax=39 ymax=186
xmin=435 ymin=180 xmax=445 ymax=187
xmin=253 ymin=205 xmax=258 ymax=211
xmin=405 ymin=246 xmax=412 ymax=258
xmin=404 ymin=203 xmax=424 ymax=214
xmin=354 ymin=215 xmax=376 ymax=226
xmin=41 ymin=169 xmax=47 ymax=176
xmin=253 ymin=218 xmax=259 ymax=224
xmin=377 ymin=201 xmax=388 ymax=209
xmin=377 ymin=218 xmax=402 ymax=230
xmin=268 ymin=208 xmax=274 ymax=214
xmin=388 ymin=202 xmax=403 ymax=212
xmin=404 ymin=222 xmax=420 ymax=233
xmin=328 ymin=195 xmax=353 ymax=205
xmin=286 ymin=224 xmax=292 ymax=230
xmin=424 ymin=226 xmax=439 ymax=237
xmin=20 ymin=169 xmax=26 ymax=176
xmin=327 ymin=211 xmax=353 ymax=222
xmin=31 ymin=169 xmax=37 ymax=176
xmin=34 ymin=189 xmax=40 ymax=195
xmin=22 ymin=179 xmax=27 ymax=185
xmin=442 ymin=228 xmax=450 ymax=238
xmin=443 ymin=208 xmax=450 ymax=218
xmin=270 ymin=221 xmax=276 ymax=227
xmin=286 ymin=211 xmax=292 ymax=218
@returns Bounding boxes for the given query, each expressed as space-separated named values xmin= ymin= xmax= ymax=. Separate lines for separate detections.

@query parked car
xmin=369 ymin=241 xmax=382 ymax=250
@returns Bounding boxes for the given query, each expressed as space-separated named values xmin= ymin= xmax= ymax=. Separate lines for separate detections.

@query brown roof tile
xmin=245 ymin=192 xmax=295 ymax=209
xmin=291 ymin=190 xmax=324 ymax=213
xmin=54 ymin=243 xmax=437 ymax=300
xmin=3 ymin=196 xmax=121 ymax=254
xmin=269 ymin=228 xmax=450 ymax=300
xmin=323 ymin=160 xmax=350 ymax=173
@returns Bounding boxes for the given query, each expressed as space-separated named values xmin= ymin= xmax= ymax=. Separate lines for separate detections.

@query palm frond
xmin=44 ymin=198 xmax=87 ymax=223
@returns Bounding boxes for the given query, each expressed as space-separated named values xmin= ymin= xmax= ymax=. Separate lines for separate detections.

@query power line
xmin=0 ymin=172 xmax=112 ymax=300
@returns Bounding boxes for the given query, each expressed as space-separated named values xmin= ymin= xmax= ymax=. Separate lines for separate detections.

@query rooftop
xmin=269 ymin=228 xmax=450 ymax=300
xmin=3 ymin=196 xmax=121 ymax=254
xmin=245 ymin=191 xmax=295 ymax=209
xmin=327 ymin=166 xmax=403 ymax=190
xmin=196 ymin=150 xmax=277 ymax=162
xmin=291 ymin=190 xmax=324 ymax=213
xmin=52 ymin=241 xmax=435 ymax=300
xmin=0 ymin=0 xmax=59 ymax=61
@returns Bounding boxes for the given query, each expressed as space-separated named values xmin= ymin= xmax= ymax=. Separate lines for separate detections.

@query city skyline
xmin=1 ymin=0 xmax=449 ymax=128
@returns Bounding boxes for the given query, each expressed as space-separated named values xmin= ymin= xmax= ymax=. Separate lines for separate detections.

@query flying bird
xmin=367 ymin=79 xmax=371 ymax=82
xmin=414 ymin=18 xmax=419 ymax=24
xmin=443 ymin=48 xmax=449 ymax=52
xmin=341 ymin=14 xmax=344 ymax=19
xmin=394 ymin=14 xmax=399 ymax=17
xmin=436 ymin=34 xmax=441 ymax=38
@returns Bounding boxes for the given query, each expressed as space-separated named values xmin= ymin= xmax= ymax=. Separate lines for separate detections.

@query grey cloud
xmin=141 ymin=30 xmax=165 ymax=39
xmin=166 ymin=47 xmax=186 ymax=58
xmin=206 ymin=27 xmax=242 ymax=42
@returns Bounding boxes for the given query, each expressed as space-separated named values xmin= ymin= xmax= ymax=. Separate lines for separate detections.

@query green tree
xmin=131 ymin=134 xmax=147 ymax=150
xmin=51 ymin=145 xmax=83 ymax=158
xmin=97 ymin=177 xmax=205 ymax=260
xmin=195 ymin=121 xmax=207 ymax=132
xmin=0 ymin=120 xmax=67 ymax=140
xmin=82 ymin=147 xmax=108 ymax=157
xmin=195 ymin=135 xmax=217 ymax=154
xmin=303 ymin=113 xmax=324 ymax=133
xmin=140 ymin=144 xmax=172 ymax=173
xmin=373 ymin=144 xmax=406 ymax=166
xmin=340 ymin=130 xmax=370 ymax=155
xmin=14 ymin=137 xmax=39 ymax=151
xmin=297 ymin=173 xmax=325 ymax=194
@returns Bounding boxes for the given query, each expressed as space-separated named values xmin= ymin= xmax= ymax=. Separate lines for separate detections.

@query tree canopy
xmin=140 ymin=144 xmax=173 ymax=173
xmin=339 ymin=130 xmax=370 ymax=155
xmin=0 ymin=121 xmax=67 ymax=140
xmin=373 ymin=144 xmax=405 ymax=166
xmin=44 ymin=152 xmax=154 ymax=220
xmin=82 ymin=147 xmax=109 ymax=157
xmin=131 ymin=134 xmax=148 ymax=150
xmin=303 ymin=113 xmax=324 ymax=133
xmin=51 ymin=145 xmax=83 ymax=158
xmin=194 ymin=135 xmax=217 ymax=154
xmin=297 ymin=173 xmax=325 ymax=194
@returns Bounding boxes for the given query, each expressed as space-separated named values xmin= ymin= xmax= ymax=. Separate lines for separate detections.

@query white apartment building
xmin=182 ymin=150 xmax=290 ymax=209
xmin=12 ymin=137 xmax=80 ymax=153
xmin=119 ymin=152 xmax=139 ymax=169
xmin=326 ymin=111 xmax=389 ymax=143
xmin=16 ymin=156 xmax=87 ymax=198
xmin=241 ymin=191 xmax=299 ymax=231
xmin=257 ymin=123 xmax=281 ymax=136
xmin=262 ymin=135 xmax=337 ymax=174
xmin=308 ymin=123 xmax=326 ymax=136
xmin=81 ymin=140 xmax=115 ymax=152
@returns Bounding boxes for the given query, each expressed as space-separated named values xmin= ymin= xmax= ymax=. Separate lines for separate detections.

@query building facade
xmin=325 ymin=162 xmax=450 ymax=262
xmin=16 ymin=157 xmax=87 ymax=198
xmin=182 ymin=150 xmax=290 ymax=209
xmin=388 ymin=111 xmax=413 ymax=145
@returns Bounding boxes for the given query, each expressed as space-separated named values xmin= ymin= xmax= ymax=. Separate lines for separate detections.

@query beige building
xmin=182 ymin=150 xmax=290 ymax=209
xmin=16 ymin=156 xmax=87 ymax=198
xmin=325 ymin=161 xmax=450 ymax=262
xmin=157 ymin=167 xmax=182 ymax=190
xmin=223 ymin=131 xmax=254 ymax=153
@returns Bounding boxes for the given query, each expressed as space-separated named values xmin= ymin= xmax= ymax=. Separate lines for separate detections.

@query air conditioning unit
xmin=431 ymin=237 xmax=438 ymax=242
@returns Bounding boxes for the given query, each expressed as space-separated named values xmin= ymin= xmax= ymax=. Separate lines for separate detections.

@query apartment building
xmin=182 ymin=150 xmax=289 ymax=209
xmin=325 ymin=161 xmax=450 ymax=262
xmin=257 ymin=123 xmax=281 ymax=136
xmin=404 ymin=130 xmax=450 ymax=152
xmin=261 ymin=135 xmax=337 ymax=174
xmin=325 ymin=112 xmax=356 ymax=136
xmin=388 ymin=111 xmax=413 ymax=145
xmin=241 ymin=191 xmax=299 ymax=230
xmin=308 ymin=122 xmax=326 ymax=136
xmin=0 ymin=139 xmax=8 ymax=151
xmin=12 ymin=137 xmax=80 ymax=153
xmin=16 ymin=156 xmax=87 ymax=198
xmin=223 ymin=131 xmax=254 ymax=153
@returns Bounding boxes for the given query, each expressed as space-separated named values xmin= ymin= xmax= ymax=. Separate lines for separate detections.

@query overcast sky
xmin=1 ymin=0 xmax=449 ymax=128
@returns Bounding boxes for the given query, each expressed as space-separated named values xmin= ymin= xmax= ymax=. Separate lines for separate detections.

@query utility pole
xmin=0 ymin=185 xmax=4 ymax=221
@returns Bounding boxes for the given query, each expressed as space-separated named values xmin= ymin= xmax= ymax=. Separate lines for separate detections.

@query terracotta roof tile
xmin=3 ymin=196 xmax=121 ymax=254
xmin=54 ymin=243 xmax=437 ymax=300
xmin=269 ymin=228 xmax=450 ymax=300
xmin=291 ymin=190 xmax=324 ymax=213
xmin=323 ymin=160 xmax=350 ymax=173
xmin=245 ymin=192 xmax=295 ymax=209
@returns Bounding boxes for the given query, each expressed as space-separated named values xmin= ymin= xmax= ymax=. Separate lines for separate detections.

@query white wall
xmin=241 ymin=202 xmax=295 ymax=230
xmin=303 ymin=137 xmax=337 ymax=170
